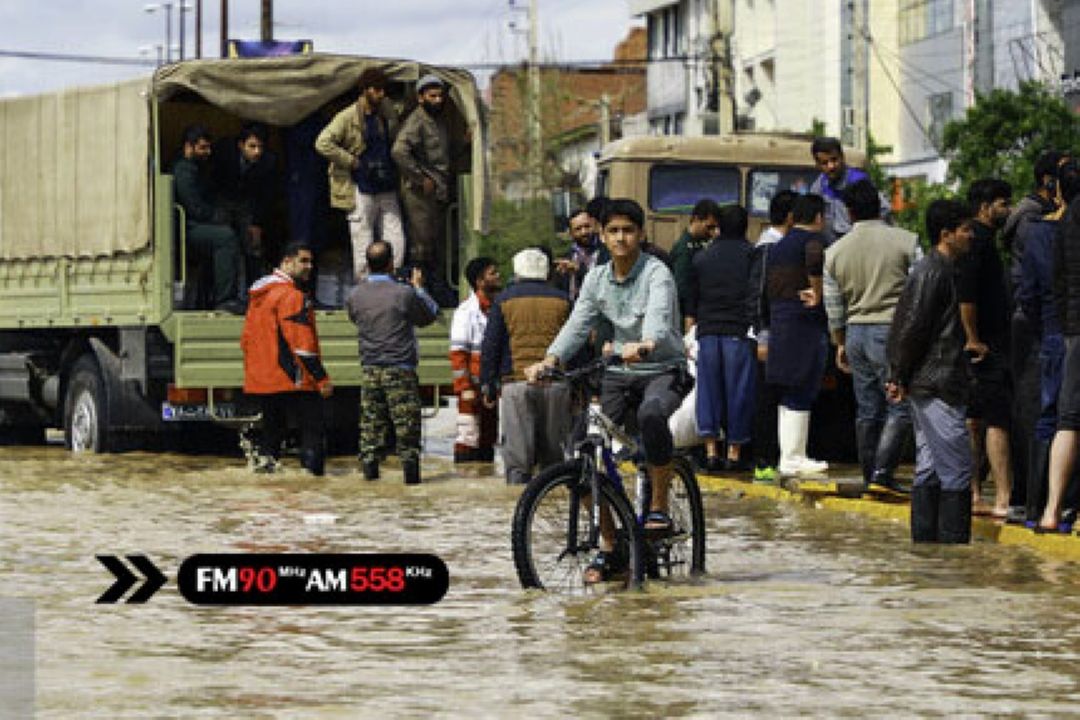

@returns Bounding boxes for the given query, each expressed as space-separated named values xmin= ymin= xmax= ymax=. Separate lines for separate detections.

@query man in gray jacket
xmin=345 ymin=241 xmax=439 ymax=484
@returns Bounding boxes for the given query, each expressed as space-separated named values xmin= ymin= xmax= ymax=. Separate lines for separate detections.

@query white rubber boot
xmin=779 ymin=407 xmax=828 ymax=476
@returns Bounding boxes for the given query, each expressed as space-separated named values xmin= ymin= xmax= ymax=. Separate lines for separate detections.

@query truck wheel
xmin=64 ymin=356 xmax=108 ymax=452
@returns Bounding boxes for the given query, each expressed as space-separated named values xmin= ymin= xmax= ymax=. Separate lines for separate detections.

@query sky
xmin=0 ymin=1 xmax=641 ymax=98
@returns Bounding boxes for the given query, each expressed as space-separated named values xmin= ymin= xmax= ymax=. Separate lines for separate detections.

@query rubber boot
xmin=910 ymin=482 xmax=940 ymax=542
xmin=777 ymin=406 xmax=795 ymax=474
xmin=361 ymin=458 xmax=379 ymax=481
xmin=855 ymin=420 xmax=882 ymax=487
xmin=778 ymin=408 xmax=828 ymax=475
xmin=404 ymin=458 xmax=421 ymax=485
xmin=1025 ymin=439 xmax=1051 ymax=524
xmin=300 ymin=448 xmax=325 ymax=477
xmin=872 ymin=416 xmax=911 ymax=490
xmin=939 ymin=488 xmax=972 ymax=544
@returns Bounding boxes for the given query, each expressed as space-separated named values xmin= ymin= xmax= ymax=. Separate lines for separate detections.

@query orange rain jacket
xmin=241 ymin=270 xmax=330 ymax=395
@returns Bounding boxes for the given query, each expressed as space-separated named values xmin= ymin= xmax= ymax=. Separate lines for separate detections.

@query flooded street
xmin=5 ymin=413 xmax=1080 ymax=717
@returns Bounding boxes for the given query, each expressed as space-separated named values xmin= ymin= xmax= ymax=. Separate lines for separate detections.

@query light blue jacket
xmin=547 ymin=252 xmax=685 ymax=375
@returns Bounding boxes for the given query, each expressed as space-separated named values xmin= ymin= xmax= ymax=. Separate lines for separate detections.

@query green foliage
xmin=866 ymin=131 xmax=893 ymax=192
xmin=808 ymin=117 xmax=827 ymax=137
xmin=893 ymin=179 xmax=955 ymax=247
xmin=476 ymin=197 xmax=562 ymax=277
xmin=941 ymin=81 xmax=1080 ymax=195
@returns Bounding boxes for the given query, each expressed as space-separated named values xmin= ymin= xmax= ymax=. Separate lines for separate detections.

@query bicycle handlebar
xmin=538 ymin=346 xmax=649 ymax=383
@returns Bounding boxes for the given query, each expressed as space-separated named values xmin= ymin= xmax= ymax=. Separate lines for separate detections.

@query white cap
xmin=513 ymin=248 xmax=549 ymax=281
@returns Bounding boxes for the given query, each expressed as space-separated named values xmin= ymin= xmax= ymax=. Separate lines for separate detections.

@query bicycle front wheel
xmin=512 ymin=459 xmax=642 ymax=594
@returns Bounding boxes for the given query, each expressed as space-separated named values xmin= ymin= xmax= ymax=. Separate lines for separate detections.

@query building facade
xmin=631 ymin=0 xmax=1067 ymax=183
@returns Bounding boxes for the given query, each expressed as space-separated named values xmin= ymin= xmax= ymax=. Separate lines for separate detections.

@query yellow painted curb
xmin=696 ymin=473 xmax=1080 ymax=563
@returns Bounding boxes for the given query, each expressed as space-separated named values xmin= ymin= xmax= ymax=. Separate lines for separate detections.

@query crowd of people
xmin=448 ymin=137 xmax=1080 ymax=547
xmin=221 ymin=69 xmax=1080 ymax=549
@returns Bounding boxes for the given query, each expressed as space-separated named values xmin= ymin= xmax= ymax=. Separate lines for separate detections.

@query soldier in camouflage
xmin=345 ymin=240 xmax=439 ymax=484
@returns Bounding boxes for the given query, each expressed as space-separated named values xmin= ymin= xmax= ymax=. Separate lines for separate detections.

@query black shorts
xmin=966 ymin=349 xmax=1012 ymax=429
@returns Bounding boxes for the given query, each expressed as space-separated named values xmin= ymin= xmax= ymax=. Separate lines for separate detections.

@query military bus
xmin=0 ymin=54 xmax=487 ymax=453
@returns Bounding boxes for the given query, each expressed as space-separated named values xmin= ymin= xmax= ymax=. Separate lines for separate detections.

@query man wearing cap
xmin=316 ymin=67 xmax=403 ymax=281
xmin=480 ymin=247 xmax=572 ymax=484
xmin=392 ymin=74 xmax=462 ymax=297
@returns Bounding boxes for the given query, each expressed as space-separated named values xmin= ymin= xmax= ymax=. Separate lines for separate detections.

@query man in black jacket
xmin=886 ymin=199 xmax=975 ymax=543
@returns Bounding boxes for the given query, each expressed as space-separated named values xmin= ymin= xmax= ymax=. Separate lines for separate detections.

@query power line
xmin=0 ymin=49 xmax=155 ymax=67
xmin=863 ymin=29 xmax=939 ymax=153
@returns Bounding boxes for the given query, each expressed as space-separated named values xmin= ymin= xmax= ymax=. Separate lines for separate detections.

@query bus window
xmin=648 ymin=164 xmax=740 ymax=213
xmin=747 ymin=167 xmax=818 ymax=216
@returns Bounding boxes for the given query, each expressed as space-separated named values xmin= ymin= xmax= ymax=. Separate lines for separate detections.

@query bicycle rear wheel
xmin=645 ymin=454 xmax=706 ymax=579
xmin=512 ymin=459 xmax=642 ymax=594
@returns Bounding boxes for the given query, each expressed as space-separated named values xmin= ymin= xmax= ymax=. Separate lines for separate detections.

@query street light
xmin=145 ymin=3 xmax=191 ymax=62
xmin=144 ymin=3 xmax=174 ymax=63
xmin=138 ymin=44 xmax=164 ymax=67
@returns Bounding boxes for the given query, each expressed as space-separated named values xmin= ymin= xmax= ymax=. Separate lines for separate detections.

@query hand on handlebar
xmin=621 ymin=341 xmax=654 ymax=364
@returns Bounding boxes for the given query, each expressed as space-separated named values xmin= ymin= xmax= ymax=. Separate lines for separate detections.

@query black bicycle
xmin=511 ymin=357 xmax=707 ymax=594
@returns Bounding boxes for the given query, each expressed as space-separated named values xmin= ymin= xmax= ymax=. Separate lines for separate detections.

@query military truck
xmin=595 ymin=133 xmax=865 ymax=249
xmin=0 ymin=54 xmax=487 ymax=452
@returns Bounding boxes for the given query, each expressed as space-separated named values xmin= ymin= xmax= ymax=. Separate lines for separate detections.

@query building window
xmin=927 ymin=91 xmax=953 ymax=150
xmin=899 ymin=0 xmax=954 ymax=45
xmin=648 ymin=5 xmax=683 ymax=59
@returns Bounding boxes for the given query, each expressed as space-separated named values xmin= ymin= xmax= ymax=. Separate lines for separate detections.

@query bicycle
xmin=511 ymin=356 xmax=707 ymax=594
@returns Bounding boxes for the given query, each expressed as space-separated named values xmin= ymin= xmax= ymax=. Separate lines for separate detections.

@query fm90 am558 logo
xmin=97 ymin=554 xmax=449 ymax=606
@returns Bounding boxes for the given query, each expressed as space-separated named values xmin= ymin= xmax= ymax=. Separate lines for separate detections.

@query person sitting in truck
xmin=173 ymin=124 xmax=245 ymax=314
xmin=212 ymin=121 xmax=280 ymax=288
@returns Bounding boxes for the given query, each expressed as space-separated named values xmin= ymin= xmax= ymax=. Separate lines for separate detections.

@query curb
xmin=696 ymin=473 xmax=1080 ymax=563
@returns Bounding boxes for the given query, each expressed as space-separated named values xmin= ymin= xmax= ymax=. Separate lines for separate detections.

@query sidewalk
xmin=696 ymin=472 xmax=1080 ymax=563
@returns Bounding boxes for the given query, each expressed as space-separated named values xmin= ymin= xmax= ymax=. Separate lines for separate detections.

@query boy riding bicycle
xmin=525 ymin=198 xmax=691 ymax=582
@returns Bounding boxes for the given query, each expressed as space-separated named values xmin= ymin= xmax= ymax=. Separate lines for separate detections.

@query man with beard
xmin=554 ymin=207 xmax=602 ymax=303
xmin=392 ymin=74 xmax=463 ymax=305
xmin=315 ymin=67 xmax=403 ymax=282
xmin=960 ymin=178 xmax=1014 ymax=519
xmin=173 ymin=125 xmax=245 ymax=313
xmin=242 ymin=243 xmax=333 ymax=475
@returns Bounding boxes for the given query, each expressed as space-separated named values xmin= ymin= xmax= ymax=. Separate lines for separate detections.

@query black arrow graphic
xmin=125 ymin=555 xmax=167 ymax=603
xmin=96 ymin=555 xmax=168 ymax=603
xmin=96 ymin=555 xmax=136 ymax=603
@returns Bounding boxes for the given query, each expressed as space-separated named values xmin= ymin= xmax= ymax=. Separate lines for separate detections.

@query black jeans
xmin=601 ymin=368 xmax=690 ymax=466
xmin=258 ymin=391 xmax=325 ymax=459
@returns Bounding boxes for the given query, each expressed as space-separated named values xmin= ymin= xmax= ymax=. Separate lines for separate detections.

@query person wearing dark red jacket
xmin=241 ymin=242 xmax=333 ymax=475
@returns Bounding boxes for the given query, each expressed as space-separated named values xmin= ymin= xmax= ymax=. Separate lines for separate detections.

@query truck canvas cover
xmin=0 ymin=77 xmax=151 ymax=260
xmin=0 ymin=54 xmax=486 ymax=261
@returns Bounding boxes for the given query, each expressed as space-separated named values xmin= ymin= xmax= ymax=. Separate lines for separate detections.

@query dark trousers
xmin=187 ymin=221 xmax=242 ymax=307
xmin=601 ymin=369 xmax=688 ymax=466
xmin=696 ymin=334 xmax=756 ymax=444
xmin=258 ymin=391 xmax=324 ymax=459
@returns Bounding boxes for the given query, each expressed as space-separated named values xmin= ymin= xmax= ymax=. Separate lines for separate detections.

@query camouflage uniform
xmin=359 ymin=366 xmax=422 ymax=464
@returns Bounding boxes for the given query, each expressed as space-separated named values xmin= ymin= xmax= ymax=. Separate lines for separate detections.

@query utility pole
xmin=852 ymin=0 xmax=868 ymax=151
xmin=261 ymin=0 xmax=273 ymax=42
xmin=713 ymin=0 xmax=735 ymax=135
xmin=220 ymin=0 xmax=229 ymax=58
xmin=528 ymin=0 xmax=542 ymax=198
xmin=195 ymin=0 xmax=201 ymax=58
xmin=179 ymin=2 xmax=186 ymax=60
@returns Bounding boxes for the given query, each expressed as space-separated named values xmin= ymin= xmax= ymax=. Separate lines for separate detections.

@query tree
xmin=941 ymin=81 xmax=1080 ymax=195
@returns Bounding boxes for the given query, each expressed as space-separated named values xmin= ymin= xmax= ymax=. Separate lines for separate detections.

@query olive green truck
xmin=0 ymin=55 xmax=487 ymax=452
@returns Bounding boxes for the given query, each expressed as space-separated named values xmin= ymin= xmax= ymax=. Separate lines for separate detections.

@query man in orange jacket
xmin=241 ymin=242 xmax=333 ymax=475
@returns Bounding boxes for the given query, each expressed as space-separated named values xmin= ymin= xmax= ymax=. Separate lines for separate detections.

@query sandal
xmin=583 ymin=550 xmax=626 ymax=584
xmin=644 ymin=510 xmax=674 ymax=533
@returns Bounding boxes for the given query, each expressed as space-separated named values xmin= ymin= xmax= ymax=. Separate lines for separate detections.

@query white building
xmin=630 ymin=0 xmax=1067 ymax=183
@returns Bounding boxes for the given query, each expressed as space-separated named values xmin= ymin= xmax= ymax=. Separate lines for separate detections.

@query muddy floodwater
xmin=4 ymin=414 xmax=1080 ymax=718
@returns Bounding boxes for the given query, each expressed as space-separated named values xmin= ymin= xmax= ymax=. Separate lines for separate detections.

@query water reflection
xmin=3 ymin=439 xmax=1080 ymax=717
